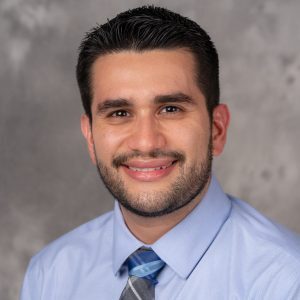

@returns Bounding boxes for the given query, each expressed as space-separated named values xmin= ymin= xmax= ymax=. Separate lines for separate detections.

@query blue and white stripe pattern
xmin=127 ymin=248 xmax=165 ymax=285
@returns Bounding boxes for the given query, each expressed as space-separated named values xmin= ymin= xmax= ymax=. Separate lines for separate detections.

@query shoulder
xmin=229 ymin=195 xmax=300 ymax=255
xmin=227 ymin=196 xmax=300 ymax=298
xmin=21 ymin=211 xmax=115 ymax=298
xmin=28 ymin=210 xmax=114 ymax=272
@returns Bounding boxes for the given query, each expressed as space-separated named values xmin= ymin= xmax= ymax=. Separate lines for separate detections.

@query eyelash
xmin=160 ymin=106 xmax=181 ymax=113
xmin=110 ymin=110 xmax=129 ymax=117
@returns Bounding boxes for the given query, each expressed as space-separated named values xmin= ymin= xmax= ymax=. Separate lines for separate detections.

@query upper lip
xmin=123 ymin=158 xmax=177 ymax=169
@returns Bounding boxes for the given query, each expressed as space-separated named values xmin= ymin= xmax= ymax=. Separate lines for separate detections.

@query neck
xmin=120 ymin=180 xmax=210 ymax=244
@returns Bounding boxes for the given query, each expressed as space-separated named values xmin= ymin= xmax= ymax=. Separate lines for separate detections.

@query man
xmin=21 ymin=6 xmax=300 ymax=300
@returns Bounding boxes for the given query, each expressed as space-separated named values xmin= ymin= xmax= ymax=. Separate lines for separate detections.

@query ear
xmin=211 ymin=104 xmax=230 ymax=156
xmin=81 ymin=114 xmax=97 ymax=164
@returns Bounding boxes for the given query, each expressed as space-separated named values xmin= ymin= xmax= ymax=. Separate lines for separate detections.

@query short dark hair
xmin=76 ymin=5 xmax=219 ymax=121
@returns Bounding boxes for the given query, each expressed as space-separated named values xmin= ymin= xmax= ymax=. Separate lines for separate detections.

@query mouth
xmin=125 ymin=160 xmax=176 ymax=172
xmin=121 ymin=159 xmax=178 ymax=182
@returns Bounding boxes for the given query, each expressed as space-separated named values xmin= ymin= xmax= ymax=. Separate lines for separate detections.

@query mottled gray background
xmin=1 ymin=0 xmax=299 ymax=298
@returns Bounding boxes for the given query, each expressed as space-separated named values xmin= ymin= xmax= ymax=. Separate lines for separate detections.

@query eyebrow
xmin=95 ymin=92 xmax=196 ymax=115
xmin=154 ymin=92 xmax=196 ymax=105
xmin=96 ymin=98 xmax=132 ymax=114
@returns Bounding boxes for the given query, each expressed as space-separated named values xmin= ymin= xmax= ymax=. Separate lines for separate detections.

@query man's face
xmin=81 ymin=49 xmax=227 ymax=217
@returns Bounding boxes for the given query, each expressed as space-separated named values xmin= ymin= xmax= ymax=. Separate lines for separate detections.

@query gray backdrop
xmin=1 ymin=0 xmax=299 ymax=298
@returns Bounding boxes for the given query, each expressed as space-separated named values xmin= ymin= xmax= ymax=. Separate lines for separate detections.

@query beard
xmin=95 ymin=138 xmax=213 ymax=217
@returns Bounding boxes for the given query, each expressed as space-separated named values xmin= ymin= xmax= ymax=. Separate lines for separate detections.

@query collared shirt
xmin=20 ymin=176 xmax=300 ymax=299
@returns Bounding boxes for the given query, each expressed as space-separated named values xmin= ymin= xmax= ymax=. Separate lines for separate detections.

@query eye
xmin=110 ymin=110 xmax=130 ymax=117
xmin=160 ymin=106 xmax=181 ymax=113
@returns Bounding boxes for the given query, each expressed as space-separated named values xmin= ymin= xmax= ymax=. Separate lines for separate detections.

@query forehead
xmin=90 ymin=49 xmax=202 ymax=104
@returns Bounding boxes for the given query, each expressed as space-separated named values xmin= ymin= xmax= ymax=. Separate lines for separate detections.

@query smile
xmin=127 ymin=161 xmax=174 ymax=172
xmin=121 ymin=159 xmax=177 ymax=182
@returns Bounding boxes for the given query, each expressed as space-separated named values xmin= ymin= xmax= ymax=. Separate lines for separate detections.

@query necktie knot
xmin=126 ymin=248 xmax=165 ymax=285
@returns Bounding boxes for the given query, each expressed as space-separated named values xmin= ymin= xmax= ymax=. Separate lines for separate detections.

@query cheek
xmin=93 ymin=126 xmax=127 ymax=159
xmin=172 ymin=123 xmax=210 ymax=159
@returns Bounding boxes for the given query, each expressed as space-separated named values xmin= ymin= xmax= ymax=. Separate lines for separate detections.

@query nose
xmin=126 ymin=115 xmax=167 ymax=153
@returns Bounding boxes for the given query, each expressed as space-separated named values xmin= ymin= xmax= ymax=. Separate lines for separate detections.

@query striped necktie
xmin=120 ymin=248 xmax=165 ymax=300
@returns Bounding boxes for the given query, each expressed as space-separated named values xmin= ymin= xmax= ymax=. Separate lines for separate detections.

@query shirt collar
xmin=112 ymin=175 xmax=232 ymax=278
xmin=112 ymin=201 xmax=144 ymax=275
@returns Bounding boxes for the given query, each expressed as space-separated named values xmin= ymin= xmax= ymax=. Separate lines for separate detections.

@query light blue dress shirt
xmin=21 ymin=176 xmax=300 ymax=299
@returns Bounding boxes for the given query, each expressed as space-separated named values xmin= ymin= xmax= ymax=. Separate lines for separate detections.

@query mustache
xmin=112 ymin=149 xmax=186 ymax=168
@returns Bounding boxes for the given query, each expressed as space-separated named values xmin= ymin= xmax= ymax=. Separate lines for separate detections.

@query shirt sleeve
xmin=267 ymin=277 xmax=300 ymax=300
xmin=20 ymin=259 xmax=43 ymax=300
xmin=269 ymin=263 xmax=300 ymax=300
xmin=286 ymin=276 xmax=300 ymax=300
xmin=248 ymin=260 xmax=300 ymax=300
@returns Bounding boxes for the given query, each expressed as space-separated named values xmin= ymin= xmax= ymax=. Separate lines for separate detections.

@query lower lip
xmin=121 ymin=163 xmax=177 ymax=182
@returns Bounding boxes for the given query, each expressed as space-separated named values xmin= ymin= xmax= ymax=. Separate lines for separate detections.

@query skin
xmin=81 ymin=49 xmax=230 ymax=244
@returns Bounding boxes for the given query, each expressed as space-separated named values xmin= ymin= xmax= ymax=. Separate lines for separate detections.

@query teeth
xmin=128 ymin=162 xmax=173 ymax=172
